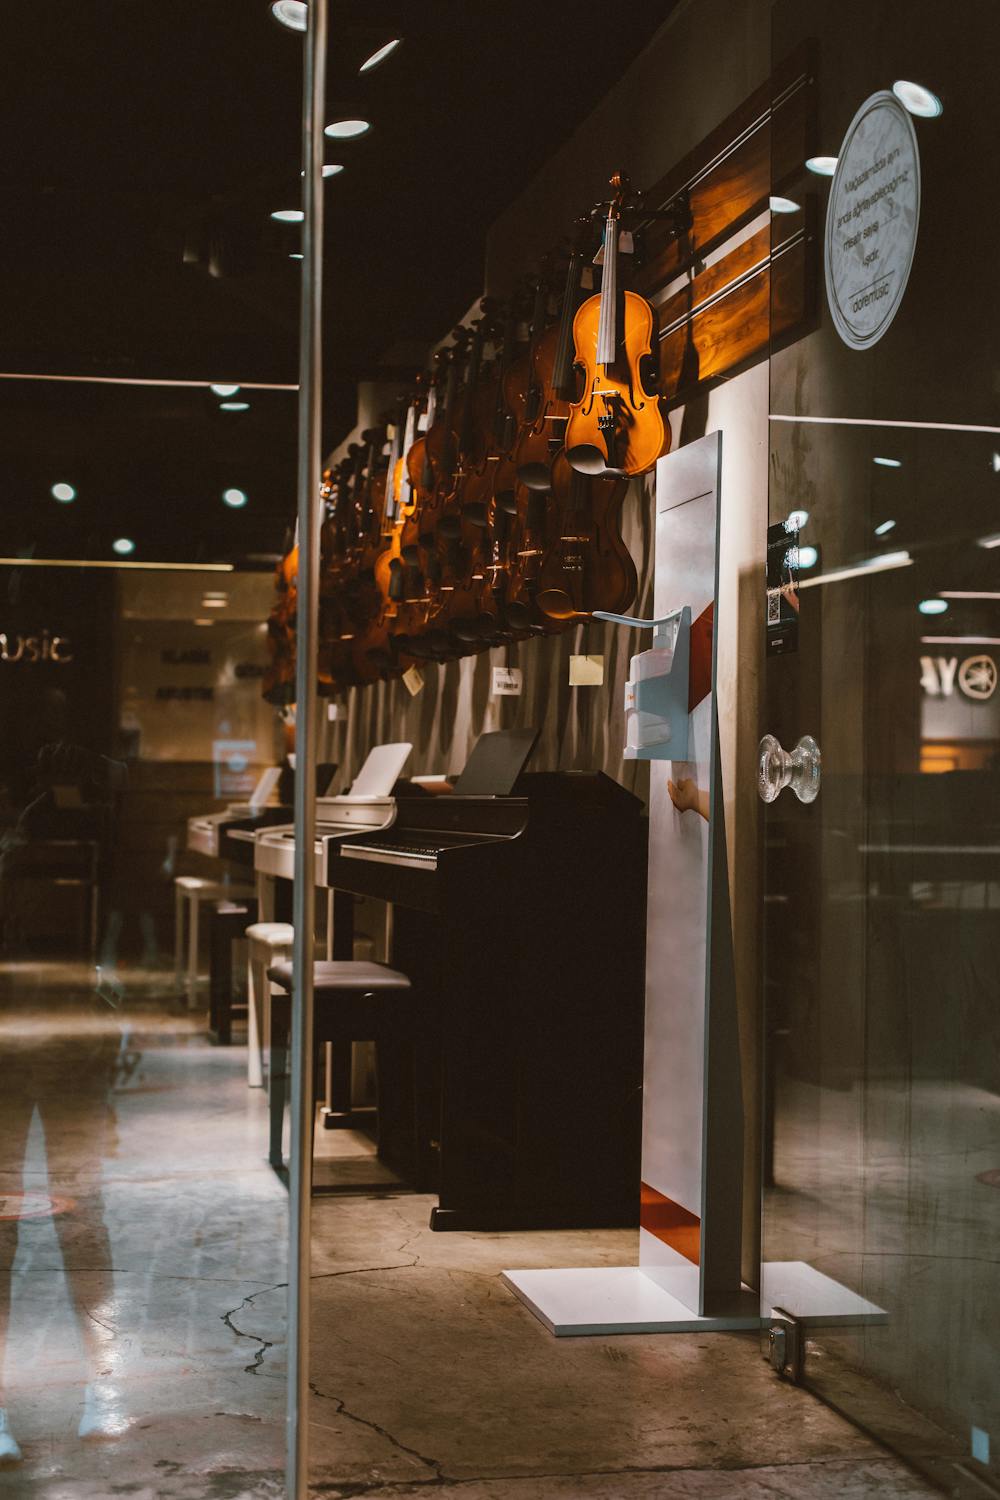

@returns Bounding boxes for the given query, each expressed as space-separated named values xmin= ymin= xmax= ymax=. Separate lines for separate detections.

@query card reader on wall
xmin=593 ymin=607 xmax=691 ymax=761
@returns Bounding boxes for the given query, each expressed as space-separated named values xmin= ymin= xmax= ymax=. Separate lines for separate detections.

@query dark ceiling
xmin=0 ymin=1 xmax=673 ymax=565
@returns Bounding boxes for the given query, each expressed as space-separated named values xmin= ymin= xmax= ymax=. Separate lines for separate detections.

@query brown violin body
xmin=535 ymin=454 xmax=637 ymax=623
xmin=565 ymin=289 xmax=668 ymax=478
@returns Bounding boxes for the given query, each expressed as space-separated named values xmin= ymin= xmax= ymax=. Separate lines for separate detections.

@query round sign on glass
xmin=824 ymin=90 xmax=921 ymax=350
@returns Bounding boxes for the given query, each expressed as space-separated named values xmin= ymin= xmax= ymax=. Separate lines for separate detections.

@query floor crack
xmin=309 ymin=1379 xmax=448 ymax=1485
xmin=312 ymin=1258 xmax=419 ymax=1282
xmin=220 ymin=1280 xmax=287 ymax=1375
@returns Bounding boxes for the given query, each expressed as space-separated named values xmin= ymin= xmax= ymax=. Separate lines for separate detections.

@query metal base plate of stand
xmin=502 ymin=1261 xmax=886 ymax=1338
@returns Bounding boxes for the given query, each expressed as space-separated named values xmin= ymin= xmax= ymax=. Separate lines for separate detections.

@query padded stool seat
xmin=267 ymin=959 xmax=411 ymax=994
xmin=248 ymin=921 xmax=295 ymax=945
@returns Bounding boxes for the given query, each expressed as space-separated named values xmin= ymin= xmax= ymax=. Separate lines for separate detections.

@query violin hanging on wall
xmin=564 ymin=172 xmax=670 ymax=480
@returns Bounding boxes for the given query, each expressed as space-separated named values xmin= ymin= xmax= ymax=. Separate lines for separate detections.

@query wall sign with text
xmin=825 ymin=91 xmax=921 ymax=351
xmin=921 ymin=654 xmax=997 ymax=702
xmin=0 ymin=630 xmax=73 ymax=663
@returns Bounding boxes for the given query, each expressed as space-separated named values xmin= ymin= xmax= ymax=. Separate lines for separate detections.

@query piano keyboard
xmin=342 ymin=841 xmax=443 ymax=869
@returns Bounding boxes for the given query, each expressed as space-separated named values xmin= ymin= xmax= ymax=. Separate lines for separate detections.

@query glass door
xmin=762 ymin=3 xmax=1000 ymax=1493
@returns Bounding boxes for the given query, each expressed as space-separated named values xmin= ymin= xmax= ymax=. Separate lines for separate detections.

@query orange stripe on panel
xmin=640 ymin=1182 xmax=701 ymax=1265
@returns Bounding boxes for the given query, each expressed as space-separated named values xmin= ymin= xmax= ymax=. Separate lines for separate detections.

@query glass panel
xmin=764 ymin=3 xmax=1000 ymax=1493
xmin=0 ymin=8 xmax=308 ymax=1490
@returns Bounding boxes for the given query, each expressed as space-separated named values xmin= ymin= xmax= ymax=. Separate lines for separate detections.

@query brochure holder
xmin=594 ymin=606 xmax=691 ymax=761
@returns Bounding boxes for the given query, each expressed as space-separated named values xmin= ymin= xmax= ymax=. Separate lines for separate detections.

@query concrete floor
xmin=0 ymin=963 xmax=941 ymax=1498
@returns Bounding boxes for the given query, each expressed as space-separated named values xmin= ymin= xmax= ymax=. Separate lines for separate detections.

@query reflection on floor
xmin=300 ymin=1136 xmax=938 ymax=1497
xmin=0 ymin=962 xmax=286 ymax=1498
xmin=0 ymin=962 xmax=940 ymax=1499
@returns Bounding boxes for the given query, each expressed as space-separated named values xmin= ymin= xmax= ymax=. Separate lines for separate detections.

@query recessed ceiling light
xmin=324 ymin=118 xmax=371 ymax=140
xmin=210 ymin=383 xmax=240 ymax=398
xmin=796 ymin=544 xmax=819 ymax=568
xmin=194 ymin=617 xmax=215 ymax=627
xmin=201 ymin=597 xmax=228 ymax=608
xmin=991 ymin=452 xmax=1000 ymax=473
xmin=892 ymin=80 xmax=943 ymax=118
xmin=359 ymin=38 xmax=402 ymax=74
xmin=270 ymin=0 xmax=307 ymax=32
xmin=786 ymin=508 xmax=809 ymax=531
xmin=271 ymin=209 xmax=304 ymax=223
xmin=289 ymin=253 xmax=303 ymax=260
xmin=769 ymin=195 xmax=800 ymax=214
xmin=51 ymin=482 xmax=76 ymax=503
xmin=223 ymin=488 xmax=248 ymax=508
xmin=873 ymin=456 xmax=902 ymax=467
xmin=874 ymin=519 xmax=897 ymax=535
xmin=918 ymin=598 xmax=948 ymax=615
xmin=112 ymin=537 xmax=135 ymax=556
xmin=300 ymin=165 xmax=344 ymax=178
xmin=219 ymin=401 xmax=250 ymax=412
xmin=805 ymin=156 xmax=838 ymax=176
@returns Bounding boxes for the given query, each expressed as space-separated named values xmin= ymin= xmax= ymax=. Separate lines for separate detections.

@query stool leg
xmin=186 ymin=896 xmax=200 ymax=1009
xmin=322 ymin=1046 xmax=353 ymax=1128
xmin=247 ymin=949 xmax=264 ymax=1088
xmin=268 ymin=999 xmax=290 ymax=1171
xmin=211 ymin=922 xmax=235 ymax=1045
xmin=174 ymin=885 xmax=184 ymax=988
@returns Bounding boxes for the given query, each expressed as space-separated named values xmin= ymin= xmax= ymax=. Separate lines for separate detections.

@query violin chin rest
xmin=436 ymin=516 xmax=462 ymax=540
xmin=566 ymin=444 xmax=609 ymax=476
xmin=504 ymin=600 xmax=532 ymax=631
xmin=536 ymin=588 xmax=577 ymax=621
xmin=495 ymin=489 xmax=518 ymax=517
xmin=461 ymin=502 xmax=488 ymax=527
xmin=516 ymin=462 xmax=552 ymax=492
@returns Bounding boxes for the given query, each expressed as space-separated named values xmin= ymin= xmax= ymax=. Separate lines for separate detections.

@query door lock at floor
xmin=758 ymin=734 xmax=821 ymax=804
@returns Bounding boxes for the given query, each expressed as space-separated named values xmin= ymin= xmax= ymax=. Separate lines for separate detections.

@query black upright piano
xmin=326 ymin=752 xmax=648 ymax=1231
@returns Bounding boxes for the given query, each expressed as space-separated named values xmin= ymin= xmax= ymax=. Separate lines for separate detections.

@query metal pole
xmin=287 ymin=0 xmax=326 ymax=1495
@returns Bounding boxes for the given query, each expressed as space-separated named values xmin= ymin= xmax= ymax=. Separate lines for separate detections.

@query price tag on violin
xmin=402 ymin=665 xmax=424 ymax=697
xmin=569 ymin=654 xmax=605 ymax=687
xmin=491 ymin=666 xmax=523 ymax=697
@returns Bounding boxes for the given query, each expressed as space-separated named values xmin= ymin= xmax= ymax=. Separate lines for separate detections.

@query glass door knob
xmin=758 ymin=733 xmax=822 ymax=804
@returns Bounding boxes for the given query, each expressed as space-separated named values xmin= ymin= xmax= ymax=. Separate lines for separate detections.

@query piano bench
xmin=208 ymin=897 xmax=258 ymax=1046
xmin=265 ymin=960 xmax=416 ymax=1174
xmin=174 ymin=875 xmax=254 ymax=1010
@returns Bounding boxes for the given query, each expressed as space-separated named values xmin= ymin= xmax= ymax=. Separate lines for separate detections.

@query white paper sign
xmin=825 ymin=91 xmax=920 ymax=351
xmin=491 ymin=666 xmax=523 ymax=696
xmin=569 ymin=654 xmax=605 ymax=686
xmin=402 ymin=665 xmax=424 ymax=697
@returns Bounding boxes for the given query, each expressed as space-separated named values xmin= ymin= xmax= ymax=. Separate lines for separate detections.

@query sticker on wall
xmin=491 ymin=665 xmax=523 ymax=696
xmin=402 ymin=664 xmax=424 ymax=696
xmin=569 ymin=654 xmax=604 ymax=686
xmin=824 ymin=90 xmax=920 ymax=351
xmin=765 ymin=521 xmax=800 ymax=657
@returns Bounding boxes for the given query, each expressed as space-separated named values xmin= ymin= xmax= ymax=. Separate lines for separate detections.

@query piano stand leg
xmin=268 ymin=1000 xmax=290 ymax=1173
xmin=428 ymin=1207 xmax=466 ymax=1232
